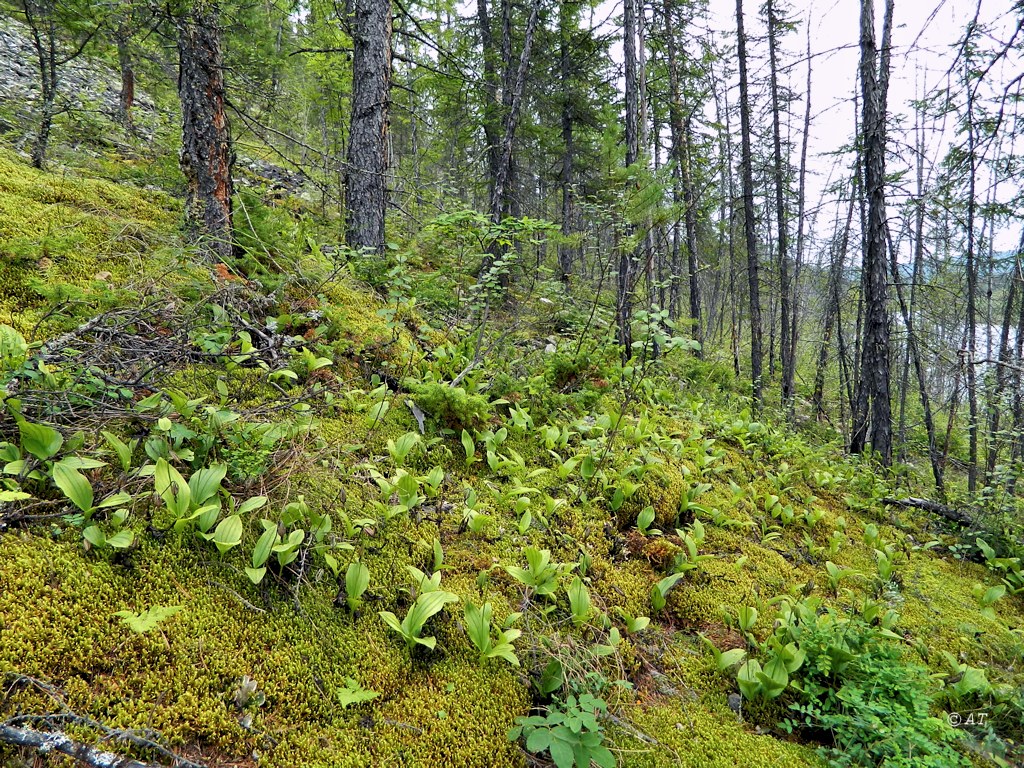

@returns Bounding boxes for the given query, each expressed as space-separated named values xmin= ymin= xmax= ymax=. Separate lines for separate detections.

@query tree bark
xmin=116 ymin=22 xmax=135 ymax=128
xmin=558 ymin=0 xmax=576 ymax=284
xmin=617 ymin=0 xmax=640 ymax=361
xmin=24 ymin=0 xmax=59 ymax=170
xmin=176 ymin=2 xmax=234 ymax=262
xmin=345 ymin=0 xmax=392 ymax=254
xmin=736 ymin=0 xmax=763 ymax=406
xmin=849 ymin=0 xmax=894 ymax=465
xmin=963 ymin=61 xmax=979 ymax=491
xmin=766 ymin=0 xmax=792 ymax=409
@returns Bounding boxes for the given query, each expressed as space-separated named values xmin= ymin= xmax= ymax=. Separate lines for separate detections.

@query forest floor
xmin=0 ymin=147 xmax=1022 ymax=768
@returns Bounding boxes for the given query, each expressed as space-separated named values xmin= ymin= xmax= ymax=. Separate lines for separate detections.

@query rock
xmin=0 ymin=19 xmax=158 ymax=141
xmin=727 ymin=693 xmax=743 ymax=717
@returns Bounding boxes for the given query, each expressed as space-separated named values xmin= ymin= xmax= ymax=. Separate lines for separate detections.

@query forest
xmin=0 ymin=0 xmax=1022 ymax=766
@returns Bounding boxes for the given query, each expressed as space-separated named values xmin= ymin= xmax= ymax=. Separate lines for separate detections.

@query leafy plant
xmin=464 ymin=601 xmax=521 ymax=666
xmin=336 ymin=678 xmax=379 ymax=709
xmin=650 ymin=572 xmax=686 ymax=613
xmin=345 ymin=561 xmax=371 ymax=615
xmin=614 ymin=608 xmax=650 ymax=634
xmin=566 ymin=577 xmax=593 ymax=626
xmin=380 ymin=590 xmax=459 ymax=651
xmin=507 ymin=693 xmax=615 ymax=768
xmin=505 ymin=547 xmax=563 ymax=598
xmin=973 ymin=582 xmax=1006 ymax=619
xmin=387 ymin=431 xmax=421 ymax=467
xmin=113 ymin=605 xmax=183 ymax=634
xmin=636 ymin=504 xmax=659 ymax=536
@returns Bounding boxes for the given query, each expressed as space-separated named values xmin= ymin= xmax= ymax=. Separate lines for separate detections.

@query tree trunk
xmin=849 ymin=0 xmax=894 ymax=465
xmin=986 ymin=242 xmax=1023 ymax=482
xmin=558 ymin=0 xmax=575 ymax=284
xmin=477 ymin=0 xmax=501 ymax=189
xmin=345 ymin=0 xmax=392 ymax=254
xmin=963 ymin=62 xmax=979 ymax=491
xmin=766 ymin=0 xmax=792 ymax=409
xmin=176 ymin=3 xmax=234 ymax=262
xmin=617 ymin=0 xmax=640 ymax=361
xmin=25 ymin=0 xmax=58 ymax=170
xmin=814 ymin=192 xmax=855 ymax=422
xmin=790 ymin=25 xmax=812 ymax=420
xmin=736 ymin=0 xmax=763 ymax=406
xmin=116 ymin=25 xmax=135 ymax=128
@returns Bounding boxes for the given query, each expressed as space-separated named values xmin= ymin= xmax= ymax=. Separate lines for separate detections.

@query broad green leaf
xmin=237 ymin=495 xmax=268 ymax=515
xmin=154 ymin=458 xmax=190 ymax=517
xmin=206 ymin=514 xmax=243 ymax=554
xmin=52 ymin=460 xmax=93 ymax=513
xmin=19 ymin=421 xmax=63 ymax=460
xmin=82 ymin=525 xmax=106 ymax=548
xmin=101 ymin=431 xmax=134 ymax=472
xmin=346 ymin=561 xmax=370 ymax=602
xmin=95 ymin=491 xmax=132 ymax=509
xmin=105 ymin=530 xmax=135 ymax=549
xmin=188 ymin=464 xmax=227 ymax=506
xmin=252 ymin=524 xmax=278 ymax=568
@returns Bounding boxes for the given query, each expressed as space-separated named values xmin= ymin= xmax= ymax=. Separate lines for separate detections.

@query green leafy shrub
xmin=782 ymin=619 xmax=969 ymax=768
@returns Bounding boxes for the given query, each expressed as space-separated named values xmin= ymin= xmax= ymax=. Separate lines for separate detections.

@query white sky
xmin=706 ymin=0 xmax=1023 ymax=252
xmin=592 ymin=0 xmax=1022 ymax=252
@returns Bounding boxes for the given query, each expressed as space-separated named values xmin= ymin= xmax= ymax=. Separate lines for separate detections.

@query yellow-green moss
xmin=0 ymin=149 xmax=177 ymax=326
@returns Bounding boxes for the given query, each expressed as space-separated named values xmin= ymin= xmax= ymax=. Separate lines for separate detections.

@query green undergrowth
xmin=0 ymin=149 xmax=178 ymax=329
xmin=1 ymin=152 xmax=1022 ymax=768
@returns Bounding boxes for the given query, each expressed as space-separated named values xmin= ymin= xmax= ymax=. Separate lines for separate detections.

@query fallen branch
xmin=881 ymin=497 xmax=973 ymax=526
xmin=0 ymin=723 xmax=152 ymax=768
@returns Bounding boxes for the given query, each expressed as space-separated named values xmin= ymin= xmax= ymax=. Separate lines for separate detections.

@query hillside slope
xmin=0 ymin=154 xmax=1021 ymax=768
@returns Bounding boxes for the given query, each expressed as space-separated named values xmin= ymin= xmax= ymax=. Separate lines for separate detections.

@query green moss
xmin=0 ymin=149 xmax=177 ymax=327
xmin=0 ymin=534 xmax=529 ymax=768
xmin=622 ymin=701 xmax=821 ymax=767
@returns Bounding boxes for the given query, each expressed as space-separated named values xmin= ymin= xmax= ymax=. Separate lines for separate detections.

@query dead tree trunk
xmin=345 ymin=0 xmax=392 ymax=254
xmin=176 ymin=3 xmax=234 ymax=262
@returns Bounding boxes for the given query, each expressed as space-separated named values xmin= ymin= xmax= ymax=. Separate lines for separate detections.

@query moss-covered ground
xmin=0 ymin=152 xmax=1022 ymax=768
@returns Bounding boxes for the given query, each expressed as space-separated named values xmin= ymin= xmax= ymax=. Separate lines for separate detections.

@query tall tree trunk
xmin=987 ymin=244 xmax=1023 ymax=482
xmin=617 ymin=0 xmax=640 ymax=361
xmin=736 ymin=0 xmax=763 ymax=406
xmin=346 ymin=0 xmax=392 ymax=254
xmin=489 ymin=0 xmax=541 ymax=225
xmin=176 ymin=3 xmax=234 ymax=262
xmin=790 ymin=25 xmax=812 ymax=420
xmin=663 ymin=0 xmax=702 ymax=354
xmin=850 ymin=0 xmax=894 ymax=465
xmin=766 ymin=0 xmax=792 ymax=409
xmin=558 ymin=0 xmax=575 ymax=284
xmin=116 ymin=25 xmax=135 ymax=128
xmin=888 ymin=228 xmax=944 ymax=496
xmin=25 ymin=0 xmax=58 ymax=170
xmin=477 ymin=0 xmax=501 ymax=189
xmin=683 ymin=115 xmax=704 ymax=356
xmin=814 ymin=192 xmax=855 ymax=422
xmin=963 ymin=62 xmax=979 ymax=491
